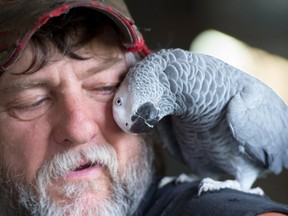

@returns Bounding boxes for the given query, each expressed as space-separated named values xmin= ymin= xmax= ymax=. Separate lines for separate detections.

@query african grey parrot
xmin=112 ymin=48 xmax=288 ymax=195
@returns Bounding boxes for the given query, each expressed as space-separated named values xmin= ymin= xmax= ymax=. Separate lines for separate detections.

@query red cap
xmin=0 ymin=0 xmax=150 ymax=70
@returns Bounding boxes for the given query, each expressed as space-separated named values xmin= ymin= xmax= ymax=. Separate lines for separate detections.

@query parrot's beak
xmin=130 ymin=102 xmax=160 ymax=133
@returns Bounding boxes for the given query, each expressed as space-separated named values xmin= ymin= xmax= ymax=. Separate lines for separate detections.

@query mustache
xmin=35 ymin=144 xmax=118 ymax=189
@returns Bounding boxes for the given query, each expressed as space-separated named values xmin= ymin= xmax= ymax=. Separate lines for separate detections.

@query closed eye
xmin=87 ymin=83 xmax=120 ymax=102
xmin=96 ymin=85 xmax=118 ymax=94
xmin=8 ymin=97 xmax=51 ymax=121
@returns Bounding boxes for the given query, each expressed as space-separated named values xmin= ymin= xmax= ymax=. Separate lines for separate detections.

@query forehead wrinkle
xmin=79 ymin=55 xmax=124 ymax=79
xmin=0 ymin=55 xmax=125 ymax=94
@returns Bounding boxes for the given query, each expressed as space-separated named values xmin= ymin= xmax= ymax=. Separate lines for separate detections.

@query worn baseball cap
xmin=0 ymin=0 xmax=150 ymax=71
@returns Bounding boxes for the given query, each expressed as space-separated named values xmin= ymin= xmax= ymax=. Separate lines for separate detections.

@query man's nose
xmin=51 ymin=94 xmax=99 ymax=146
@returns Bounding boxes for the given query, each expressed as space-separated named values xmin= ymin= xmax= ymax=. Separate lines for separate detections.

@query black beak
xmin=130 ymin=102 xmax=160 ymax=133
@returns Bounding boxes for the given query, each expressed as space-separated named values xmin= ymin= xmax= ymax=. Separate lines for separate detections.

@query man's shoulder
xmin=134 ymin=175 xmax=288 ymax=216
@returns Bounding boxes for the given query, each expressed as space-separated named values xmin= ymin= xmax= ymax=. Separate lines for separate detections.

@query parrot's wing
xmin=155 ymin=116 xmax=186 ymax=163
xmin=227 ymin=80 xmax=288 ymax=174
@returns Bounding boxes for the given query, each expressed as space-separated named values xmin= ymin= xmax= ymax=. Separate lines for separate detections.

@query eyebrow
xmin=0 ymin=80 xmax=47 ymax=94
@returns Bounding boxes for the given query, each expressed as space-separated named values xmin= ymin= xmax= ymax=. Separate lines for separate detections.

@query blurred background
xmin=125 ymin=0 xmax=288 ymax=203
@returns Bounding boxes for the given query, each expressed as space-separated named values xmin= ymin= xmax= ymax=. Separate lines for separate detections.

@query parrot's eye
xmin=115 ymin=98 xmax=122 ymax=106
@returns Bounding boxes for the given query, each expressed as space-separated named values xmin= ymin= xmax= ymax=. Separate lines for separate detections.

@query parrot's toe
xmin=244 ymin=187 xmax=264 ymax=196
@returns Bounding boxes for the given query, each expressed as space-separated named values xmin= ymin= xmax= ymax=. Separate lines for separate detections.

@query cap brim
xmin=0 ymin=0 xmax=149 ymax=70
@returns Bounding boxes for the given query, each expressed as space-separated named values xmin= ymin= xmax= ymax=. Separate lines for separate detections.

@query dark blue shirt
xmin=134 ymin=176 xmax=288 ymax=216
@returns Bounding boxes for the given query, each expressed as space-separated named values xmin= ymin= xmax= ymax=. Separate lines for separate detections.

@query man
xmin=0 ymin=0 xmax=287 ymax=215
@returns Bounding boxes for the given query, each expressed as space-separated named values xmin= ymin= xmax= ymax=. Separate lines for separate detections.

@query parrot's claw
xmin=198 ymin=178 xmax=241 ymax=196
xmin=158 ymin=176 xmax=176 ymax=188
xmin=243 ymin=187 xmax=264 ymax=196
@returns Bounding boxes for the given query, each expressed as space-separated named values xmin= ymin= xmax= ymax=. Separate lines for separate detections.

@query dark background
xmin=125 ymin=0 xmax=288 ymax=203
xmin=126 ymin=0 xmax=288 ymax=57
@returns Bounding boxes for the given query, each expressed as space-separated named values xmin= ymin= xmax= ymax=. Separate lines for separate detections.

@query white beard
xmin=1 ymin=138 xmax=154 ymax=216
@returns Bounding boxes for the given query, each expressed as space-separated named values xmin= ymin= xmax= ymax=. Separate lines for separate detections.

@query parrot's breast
xmin=172 ymin=116 xmax=252 ymax=177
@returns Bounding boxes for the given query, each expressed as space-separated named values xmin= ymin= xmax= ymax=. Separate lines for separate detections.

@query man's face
xmin=0 ymin=38 xmax=153 ymax=215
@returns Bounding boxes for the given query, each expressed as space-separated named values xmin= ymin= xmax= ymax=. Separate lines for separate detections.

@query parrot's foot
xmin=175 ymin=173 xmax=200 ymax=184
xmin=159 ymin=173 xmax=199 ymax=188
xmin=198 ymin=178 xmax=265 ymax=196
xmin=198 ymin=178 xmax=242 ymax=196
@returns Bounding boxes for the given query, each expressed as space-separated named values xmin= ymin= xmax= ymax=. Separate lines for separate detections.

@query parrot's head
xmin=113 ymin=55 xmax=175 ymax=134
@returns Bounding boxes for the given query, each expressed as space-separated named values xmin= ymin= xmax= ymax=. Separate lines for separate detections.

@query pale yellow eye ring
xmin=115 ymin=98 xmax=122 ymax=106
